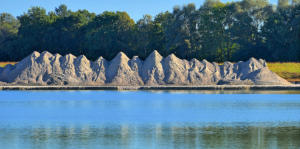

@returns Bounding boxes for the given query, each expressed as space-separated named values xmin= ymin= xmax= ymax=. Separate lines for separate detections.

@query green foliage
xmin=0 ymin=13 xmax=19 ymax=61
xmin=84 ymin=11 xmax=135 ymax=60
xmin=0 ymin=13 xmax=19 ymax=43
xmin=0 ymin=2 xmax=299 ymax=62
xmin=278 ymin=0 xmax=290 ymax=7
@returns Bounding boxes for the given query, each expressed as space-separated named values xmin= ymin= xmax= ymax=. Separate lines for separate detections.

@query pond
xmin=0 ymin=90 xmax=300 ymax=149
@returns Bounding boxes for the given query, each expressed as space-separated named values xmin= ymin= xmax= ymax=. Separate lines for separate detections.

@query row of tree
xmin=0 ymin=0 xmax=300 ymax=62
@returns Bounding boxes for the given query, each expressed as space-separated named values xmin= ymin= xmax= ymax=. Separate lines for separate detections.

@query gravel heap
xmin=0 ymin=51 xmax=291 ymax=85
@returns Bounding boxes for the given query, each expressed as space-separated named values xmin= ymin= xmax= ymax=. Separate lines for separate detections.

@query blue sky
xmin=1 ymin=0 xmax=277 ymax=21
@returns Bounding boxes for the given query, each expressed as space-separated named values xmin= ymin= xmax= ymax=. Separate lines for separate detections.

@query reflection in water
xmin=0 ymin=91 xmax=300 ymax=149
xmin=148 ymin=90 xmax=300 ymax=94
xmin=0 ymin=124 xmax=300 ymax=149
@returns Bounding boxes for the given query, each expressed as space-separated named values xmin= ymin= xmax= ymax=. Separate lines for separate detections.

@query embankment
xmin=1 ymin=85 xmax=299 ymax=91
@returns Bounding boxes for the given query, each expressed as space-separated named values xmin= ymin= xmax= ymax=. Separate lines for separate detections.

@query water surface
xmin=0 ymin=90 xmax=299 ymax=149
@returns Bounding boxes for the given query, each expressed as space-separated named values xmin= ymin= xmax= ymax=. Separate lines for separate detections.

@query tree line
xmin=0 ymin=0 xmax=300 ymax=62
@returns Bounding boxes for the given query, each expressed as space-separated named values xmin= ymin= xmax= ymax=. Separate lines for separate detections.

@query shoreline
xmin=1 ymin=85 xmax=300 ymax=91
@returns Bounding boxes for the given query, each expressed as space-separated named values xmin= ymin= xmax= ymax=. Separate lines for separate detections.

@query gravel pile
xmin=0 ymin=51 xmax=291 ymax=85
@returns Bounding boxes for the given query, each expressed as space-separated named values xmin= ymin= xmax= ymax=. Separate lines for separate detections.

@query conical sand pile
xmin=162 ymin=54 xmax=190 ymax=85
xmin=141 ymin=50 xmax=165 ymax=85
xmin=0 ymin=50 xmax=291 ymax=85
xmin=106 ymin=52 xmax=143 ymax=85
xmin=91 ymin=56 xmax=108 ymax=84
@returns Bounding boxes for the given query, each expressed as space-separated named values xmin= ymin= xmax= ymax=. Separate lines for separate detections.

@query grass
xmin=268 ymin=62 xmax=300 ymax=82
xmin=0 ymin=62 xmax=16 ymax=68
xmin=0 ymin=61 xmax=299 ymax=82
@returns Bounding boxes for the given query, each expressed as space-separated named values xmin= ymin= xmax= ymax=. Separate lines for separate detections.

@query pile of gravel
xmin=0 ymin=51 xmax=291 ymax=85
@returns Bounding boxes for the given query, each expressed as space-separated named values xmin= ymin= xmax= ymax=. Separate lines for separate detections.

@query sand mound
xmin=0 ymin=51 xmax=292 ymax=85
xmin=141 ymin=50 xmax=165 ymax=85
xmin=106 ymin=52 xmax=143 ymax=85
xmin=91 ymin=56 xmax=108 ymax=84
xmin=162 ymin=54 xmax=190 ymax=84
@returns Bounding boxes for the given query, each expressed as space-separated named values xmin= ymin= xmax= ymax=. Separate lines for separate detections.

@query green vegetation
xmin=268 ymin=63 xmax=300 ymax=81
xmin=0 ymin=62 xmax=16 ymax=67
xmin=0 ymin=0 xmax=300 ymax=62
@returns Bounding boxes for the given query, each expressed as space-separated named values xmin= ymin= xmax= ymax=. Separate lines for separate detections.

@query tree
xmin=135 ymin=15 xmax=155 ymax=58
xmin=0 ymin=13 xmax=19 ymax=44
xmin=262 ymin=6 xmax=299 ymax=61
xmin=240 ymin=0 xmax=268 ymax=10
xmin=84 ymin=11 xmax=135 ymax=60
xmin=0 ymin=3 xmax=299 ymax=62
xmin=55 ymin=4 xmax=71 ymax=17
xmin=163 ymin=3 xmax=199 ymax=59
xmin=198 ymin=1 xmax=229 ymax=61
xmin=0 ymin=13 xmax=19 ymax=61
xmin=278 ymin=0 xmax=290 ymax=8
xmin=153 ymin=11 xmax=172 ymax=56
xmin=47 ymin=9 xmax=95 ymax=55
xmin=292 ymin=0 xmax=300 ymax=5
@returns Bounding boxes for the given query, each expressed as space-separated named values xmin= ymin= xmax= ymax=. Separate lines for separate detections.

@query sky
xmin=1 ymin=0 xmax=277 ymax=21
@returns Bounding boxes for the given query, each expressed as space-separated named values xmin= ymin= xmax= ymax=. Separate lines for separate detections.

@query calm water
xmin=0 ymin=91 xmax=300 ymax=149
